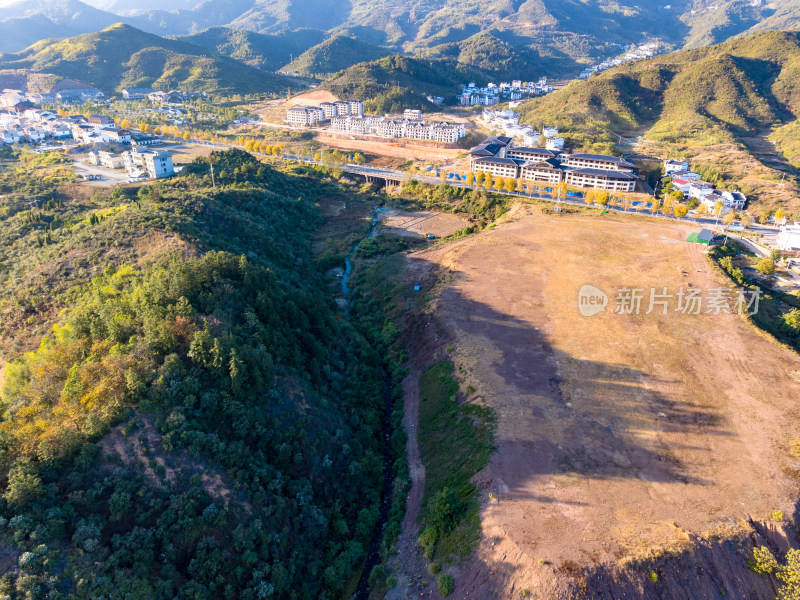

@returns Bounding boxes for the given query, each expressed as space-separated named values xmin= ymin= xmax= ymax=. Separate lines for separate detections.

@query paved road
xmin=170 ymin=144 xmax=785 ymax=251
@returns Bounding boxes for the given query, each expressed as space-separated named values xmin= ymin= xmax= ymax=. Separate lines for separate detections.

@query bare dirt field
xmin=401 ymin=204 xmax=800 ymax=598
xmin=288 ymin=89 xmax=339 ymax=106
xmin=315 ymin=134 xmax=464 ymax=162
xmin=379 ymin=208 xmax=468 ymax=239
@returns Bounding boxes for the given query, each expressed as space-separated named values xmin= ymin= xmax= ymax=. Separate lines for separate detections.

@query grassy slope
xmin=516 ymin=30 xmax=800 ymax=210
xmin=282 ymin=35 xmax=393 ymax=78
xmin=0 ymin=23 xmax=293 ymax=94
xmin=174 ymin=26 xmax=326 ymax=71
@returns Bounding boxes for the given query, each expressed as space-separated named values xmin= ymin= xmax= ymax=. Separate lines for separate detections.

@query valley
xmin=3 ymin=1 xmax=800 ymax=598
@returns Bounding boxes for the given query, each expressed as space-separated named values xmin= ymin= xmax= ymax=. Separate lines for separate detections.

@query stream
xmin=346 ymin=208 xmax=395 ymax=600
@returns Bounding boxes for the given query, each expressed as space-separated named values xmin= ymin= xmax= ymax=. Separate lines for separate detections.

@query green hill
xmin=518 ymin=30 xmax=800 ymax=148
xmin=175 ymin=26 xmax=325 ymax=71
xmin=0 ymin=147 xmax=390 ymax=598
xmin=323 ymin=54 xmax=485 ymax=112
xmin=282 ymin=35 xmax=392 ymax=78
xmin=421 ymin=31 xmax=573 ymax=80
xmin=516 ymin=29 xmax=800 ymax=209
xmin=0 ymin=23 xmax=293 ymax=94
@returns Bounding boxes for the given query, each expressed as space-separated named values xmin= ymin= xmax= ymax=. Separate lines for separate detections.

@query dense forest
xmin=0 ymin=148 xmax=390 ymax=598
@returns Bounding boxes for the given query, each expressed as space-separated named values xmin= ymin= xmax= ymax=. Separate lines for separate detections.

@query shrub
xmin=438 ymin=573 xmax=455 ymax=596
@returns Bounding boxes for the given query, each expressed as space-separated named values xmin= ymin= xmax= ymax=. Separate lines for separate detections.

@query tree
xmin=182 ymin=131 xmax=191 ymax=141
xmin=120 ymin=119 xmax=131 ymax=130
xmin=740 ymin=213 xmax=752 ymax=228
xmin=713 ymin=200 xmax=724 ymax=220
xmin=465 ymin=172 xmax=475 ymax=186
xmin=516 ymin=178 xmax=526 ymax=193
xmin=595 ymin=190 xmax=610 ymax=206
xmin=673 ymin=204 xmax=688 ymax=218
xmin=475 ymin=171 xmax=485 ymax=185
xmin=756 ymin=257 xmax=776 ymax=276
xmin=503 ymin=177 xmax=516 ymax=193
xmin=696 ymin=204 xmax=709 ymax=217
xmin=584 ymin=190 xmax=596 ymax=205
xmin=775 ymin=208 xmax=786 ymax=224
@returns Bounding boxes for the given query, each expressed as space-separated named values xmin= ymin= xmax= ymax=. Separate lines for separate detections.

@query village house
xmin=122 ymin=88 xmax=156 ymax=100
xmin=122 ymin=148 xmax=174 ymax=179
xmin=777 ymin=224 xmax=800 ymax=251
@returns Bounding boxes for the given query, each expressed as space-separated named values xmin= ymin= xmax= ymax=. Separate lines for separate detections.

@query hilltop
xmin=174 ymin=26 xmax=325 ymax=71
xmin=0 ymin=24 xmax=293 ymax=94
xmin=282 ymin=35 xmax=392 ymax=78
xmin=322 ymin=54 xmax=485 ymax=112
xmin=421 ymin=31 xmax=575 ymax=80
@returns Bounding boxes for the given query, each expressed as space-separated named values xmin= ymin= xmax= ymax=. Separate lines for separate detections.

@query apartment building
xmin=521 ymin=159 xmax=563 ymax=184
xmin=565 ymin=168 xmax=637 ymax=192
xmin=505 ymin=147 xmax=559 ymax=162
xmin=473 ymin=156 xmax=523 ymax=179
xmin=286 ymin=106 xmax=324 ymax=127
xmin=561 ymin=153 xmax=635 ymax=172
xmin=468 ymin=137 xmax=639 ymax=191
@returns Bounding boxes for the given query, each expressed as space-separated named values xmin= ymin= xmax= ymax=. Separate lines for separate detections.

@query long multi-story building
xmin=468 ymin=137 xmax=638 ymax=192
xmin=328 ymin=114 xmax=465 ymax=142
xmin=561 ymin=153 xmax=635 ymax=172
xmin=286 ymin=106 xmax=324 ymax=127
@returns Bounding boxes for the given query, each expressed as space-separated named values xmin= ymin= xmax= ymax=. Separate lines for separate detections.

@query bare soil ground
xmin=400 ymin=204 xmax=800 ymax=598
xmin=315 ymin=134 xmax=464 ymax=162
xmin=380 ymin=208 xmax=468 ymax=239
xmin=288 ymin=90 xmax=339 ymax=105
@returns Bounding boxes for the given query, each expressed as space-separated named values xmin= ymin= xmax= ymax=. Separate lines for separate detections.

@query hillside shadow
xmin=403 ymin=252 xmax=792 ymax=599
xmin=435 ymin=276 xmax=724 ymax=488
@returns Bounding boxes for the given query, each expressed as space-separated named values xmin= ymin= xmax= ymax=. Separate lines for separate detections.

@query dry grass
xmin=406 ymin=204 xmax=800 ymax=597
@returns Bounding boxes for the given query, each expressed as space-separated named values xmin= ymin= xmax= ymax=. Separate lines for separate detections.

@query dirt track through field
xmin=400 ymin=205 xmax=800 ymax=598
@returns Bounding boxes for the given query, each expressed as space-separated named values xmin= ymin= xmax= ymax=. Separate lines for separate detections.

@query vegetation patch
xmin=417 ymin=361 xmax=494 ymax=565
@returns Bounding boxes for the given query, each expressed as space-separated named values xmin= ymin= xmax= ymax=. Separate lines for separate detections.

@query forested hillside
xmin=282 ymin=35 xmax=392 ymax=78
xmin=516 ymin=29 xmax=800 ymax=209
xmin=518 ymin=30 xmax=800 ymax=148
xmin=323 ymin=55 xmax=486 ymax=112
xmin=0 ymin=24 xmax=292 ymax=94
xmin=0 ymin=147 xmax=388 ymax=598
xmin=175 ymin=27 xmax=325 ymax=71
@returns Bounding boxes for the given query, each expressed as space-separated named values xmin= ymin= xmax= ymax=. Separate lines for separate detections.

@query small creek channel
xmin=346 ymin=208 xmax=394 ymax=600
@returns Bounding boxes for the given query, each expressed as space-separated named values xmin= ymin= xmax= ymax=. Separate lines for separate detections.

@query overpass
xmin=343 ymin=164 xmax=444 ymax=187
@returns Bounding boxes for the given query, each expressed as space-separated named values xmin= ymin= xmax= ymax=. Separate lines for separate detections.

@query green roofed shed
xmin=697 ymin=229 xmax=714 ymax=244
xmin=686 ymin=232 xmax=699 ymax=243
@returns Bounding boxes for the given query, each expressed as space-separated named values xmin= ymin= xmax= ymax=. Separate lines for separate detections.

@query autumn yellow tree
xmin=465 ymin=172 xmax=475 ymax=185
xmin=595 ymin=190 xmax=610 ymax=206
xmin=673 ymin=204 xmax=688 ymax=218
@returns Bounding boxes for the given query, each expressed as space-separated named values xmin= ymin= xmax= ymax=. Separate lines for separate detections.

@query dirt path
xmin=387 ymin=369 xmax=443 ymax=599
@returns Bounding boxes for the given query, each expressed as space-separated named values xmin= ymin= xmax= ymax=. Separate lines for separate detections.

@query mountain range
xmin=0 ymin=23 xmax=292 ymax=94
xmin=1 ymin=0 xmax=799 ymax=68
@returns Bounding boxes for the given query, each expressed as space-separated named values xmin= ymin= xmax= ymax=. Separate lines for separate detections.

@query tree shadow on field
xmin=437 ymin=271 xmax=725 ymax=488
